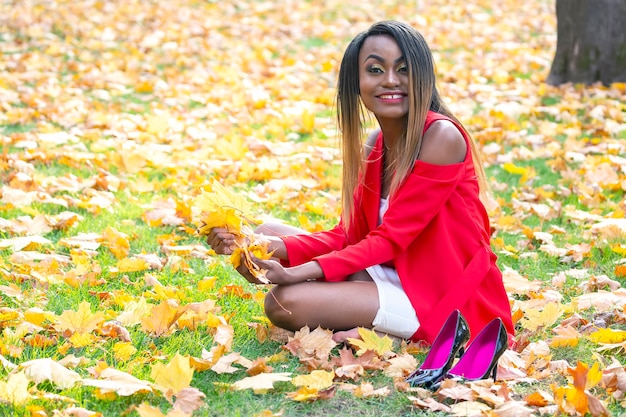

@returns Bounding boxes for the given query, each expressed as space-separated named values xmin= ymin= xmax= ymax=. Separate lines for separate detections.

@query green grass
xmin=2 ymin=0 xmax=626 ymax=415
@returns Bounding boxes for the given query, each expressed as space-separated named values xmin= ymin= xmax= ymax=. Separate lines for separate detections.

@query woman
xmin=207 ymin=21 xmax=514 ymax=347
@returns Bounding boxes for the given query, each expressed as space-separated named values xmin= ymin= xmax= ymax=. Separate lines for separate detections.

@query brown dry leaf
xmin=550 ymin=325 xmax=581 ymax=348
xmin=210 ymin=352 xmax=246 ymax=374
xmin=353 ymin=382 xmax=390 ymax=398
xmin=384 ymin=352 xmax=418 ymax=378
xmin=284 ymin=326 xmax=337 ymax=362
xmin=172 ymin=387 xmax=206 ymax=414
xmin=501 ymin=266 xmax=543 ymax=296
xmin=246 ymin=358 xmax=272 ymax=376
xmin=574 ymin=289 xmax=626 ymax=312
xmin=207 ymin=315 xmax=234 ymax=351
xmin=408 ymin=395 xmax=452 ymax=412
xmin=437 ymin=379 xmax=476 ymax=401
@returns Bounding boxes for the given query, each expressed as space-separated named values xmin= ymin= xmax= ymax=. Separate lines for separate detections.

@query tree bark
xmin=547 ymin=0 xmax=626 ymax=86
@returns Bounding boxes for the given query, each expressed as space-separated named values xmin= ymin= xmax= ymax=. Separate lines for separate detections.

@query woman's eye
xmin=397 ymin=64 xmax=408 ymax=73
xmin=367 ymin=65 xmax=384 ymax=73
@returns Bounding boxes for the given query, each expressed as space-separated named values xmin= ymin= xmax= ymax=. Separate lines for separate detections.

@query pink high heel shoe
xmin=443 ymin=317 xmax=508 ymax=383
xmin=405 ymin=310 xmax=470 ymax=389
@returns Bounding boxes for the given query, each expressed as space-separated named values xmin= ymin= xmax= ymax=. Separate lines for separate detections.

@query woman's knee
xmin=255 ymin=221 xmax=307 ymax=237
xmin=264 ymin=286 xmax=300 ymax=329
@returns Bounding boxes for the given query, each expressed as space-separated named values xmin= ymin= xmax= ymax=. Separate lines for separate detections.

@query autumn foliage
xmin=0 ymin=0 xmax=625 ymax=416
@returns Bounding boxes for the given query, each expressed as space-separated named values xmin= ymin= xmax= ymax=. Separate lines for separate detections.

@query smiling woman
xmin=206 ymin=20 xmax=514 ymax=387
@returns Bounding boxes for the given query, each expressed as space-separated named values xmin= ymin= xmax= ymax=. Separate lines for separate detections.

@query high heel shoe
xmin=442 ymin=317 xmax=508 ymax=384
xmin=405 ymin=310 xmax=470 ymax=389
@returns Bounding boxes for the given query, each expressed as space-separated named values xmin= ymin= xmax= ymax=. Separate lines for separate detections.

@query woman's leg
xmin=264 ymin=280 xmax=379 ymax=332
xmin=257 ymin=221 xmax=378 ymax=339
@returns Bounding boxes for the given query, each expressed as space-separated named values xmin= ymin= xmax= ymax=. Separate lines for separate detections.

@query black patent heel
xmin=405 ymin=310 xmax=470 ymax=389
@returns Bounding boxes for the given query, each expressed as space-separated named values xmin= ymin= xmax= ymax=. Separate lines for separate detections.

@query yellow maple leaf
xmin=198 ymin=276 xmax=217 ymax=292
xmin=194 ymin=178 xmax=255 ymax=236
xmin=287 ymin=386 xmax=320 ymax=402
xmin=347 ymin=328 xmax=394 ymax=356
xmin=292 ymin=369 xmax=335 ymax=390
xmin=519 ymin=302 xmax=563 ymax=332
xmin=24 ymin=307 xmax=55 ymax=327
xmin=100 ymin=227 xmax=130 ymax=260
xmin=502 ymin=162 xmax=536 ymax=184
xmin=70 ymin=332 xmax=97 ymax=348
xmin=150 ymin=352 xmax=194 ymax=394
xmin=230 ymin=240 xmax=273 ymax=284
xmin=588 ymin=328 xmax=626 ymax=344
xmin=57 ymin=301 xmax=105 ymax=335
xmin=113 ymin=342 xmax=137 ymax=362
xmin=115 ymin=257 xmax=149 ymax=273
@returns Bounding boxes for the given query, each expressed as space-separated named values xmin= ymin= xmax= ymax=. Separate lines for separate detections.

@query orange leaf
xmin=140 ymin=300 xmax=184 ymax=336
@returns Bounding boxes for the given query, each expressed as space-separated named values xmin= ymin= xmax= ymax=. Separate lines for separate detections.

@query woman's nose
xmin=382 ymin=70 xmax=400 ymax=86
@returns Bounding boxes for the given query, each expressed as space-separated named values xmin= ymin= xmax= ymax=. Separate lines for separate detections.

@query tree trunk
xmin=547 ymin=0 xmax=626 ymax=86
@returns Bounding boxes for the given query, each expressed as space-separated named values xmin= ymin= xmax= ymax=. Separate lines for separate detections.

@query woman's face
xmin=358 ymin=34 xmax=409 ymax=122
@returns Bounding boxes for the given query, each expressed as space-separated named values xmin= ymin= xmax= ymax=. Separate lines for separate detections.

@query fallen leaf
xmin=20 ymin=358 xmax=82 ymax=389
xmin=347 ymin=328 xmax=393 ymax=357
xmin=150 ymin=353 xmax=194 ymax=394
xmin=231 ymin=372 xmax=292 ymax=393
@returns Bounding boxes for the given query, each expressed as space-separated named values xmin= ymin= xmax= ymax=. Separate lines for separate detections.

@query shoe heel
xmin=406 ymin=310 xmax=470 ymax=389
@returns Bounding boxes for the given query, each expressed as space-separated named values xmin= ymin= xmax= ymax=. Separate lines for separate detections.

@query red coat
xmin=282 ymin=111 xmax=514 ymax=345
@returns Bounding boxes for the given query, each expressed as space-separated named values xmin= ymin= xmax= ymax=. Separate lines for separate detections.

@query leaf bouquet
xmin=194 ymin=178 xmax=273 ymax=283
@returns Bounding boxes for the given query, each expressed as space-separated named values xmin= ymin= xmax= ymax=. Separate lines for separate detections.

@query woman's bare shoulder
xmin=419 ymin=120 xmax=466 ymax=165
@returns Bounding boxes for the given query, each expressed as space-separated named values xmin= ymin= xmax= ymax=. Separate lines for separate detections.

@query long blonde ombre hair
xmin=336 ymin=21 xmax=488 ymax=230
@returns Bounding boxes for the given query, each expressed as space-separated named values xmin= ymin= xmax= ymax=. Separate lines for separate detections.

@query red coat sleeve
xmin=280 ymin=222 xmax=349 ymax=267
xmin=315 ymin=160 xmax=466 ymax=281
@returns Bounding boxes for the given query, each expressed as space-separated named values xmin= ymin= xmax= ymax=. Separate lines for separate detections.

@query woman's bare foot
xmin=332 ymin=327 xmax=362 ymax=343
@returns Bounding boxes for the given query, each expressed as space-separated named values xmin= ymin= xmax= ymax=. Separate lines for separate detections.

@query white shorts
xmin=366 ymin=264 xmax=420 ymax=339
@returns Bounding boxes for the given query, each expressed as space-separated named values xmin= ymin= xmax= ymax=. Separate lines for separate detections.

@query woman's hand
xmin=237 ymin=258 xmax=324 ymax=286
xmin=206 ymin=227 xmax=238 ymax=255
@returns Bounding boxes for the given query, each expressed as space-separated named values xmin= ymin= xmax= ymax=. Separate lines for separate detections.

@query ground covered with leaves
xmin=1 ymin=0 xmax=625 ymax=416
